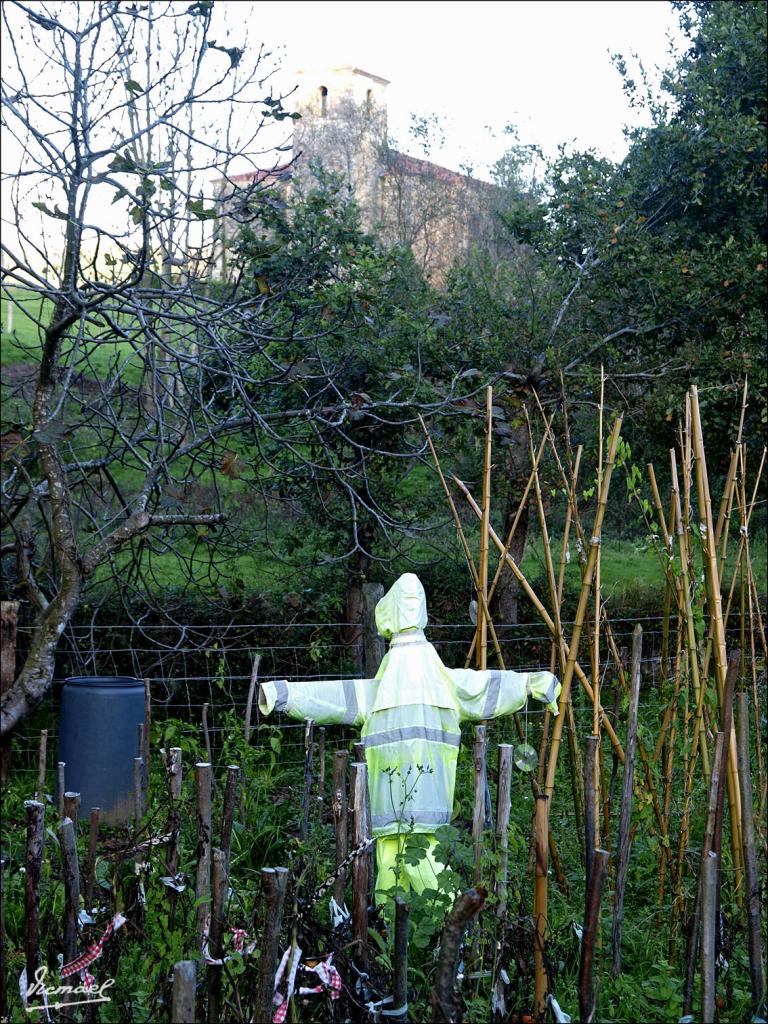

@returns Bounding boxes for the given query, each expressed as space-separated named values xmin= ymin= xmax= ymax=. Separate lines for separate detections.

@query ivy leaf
xmin=124 ymin=79 xmax=144 ymax=95
xmin=32 ymin=201 xmax=67 ymax=220
xmin=130 ymin=206 xmax=144 ymax=225
xmin=187 ymin=198 xmax=218 ymax=221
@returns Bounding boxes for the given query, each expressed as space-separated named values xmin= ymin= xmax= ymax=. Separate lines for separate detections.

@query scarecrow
xmin=259 ymin=573 xmax=560 ymax=904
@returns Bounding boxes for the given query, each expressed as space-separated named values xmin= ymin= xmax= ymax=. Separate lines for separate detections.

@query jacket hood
xmin=375 ymin=573 xmax=428 ymax=639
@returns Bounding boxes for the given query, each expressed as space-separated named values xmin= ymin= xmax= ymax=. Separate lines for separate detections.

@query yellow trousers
xmin=374 ymin=833 xmax=454 ymax=904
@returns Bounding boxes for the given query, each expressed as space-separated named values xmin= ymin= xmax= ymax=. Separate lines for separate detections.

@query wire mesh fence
xmin=7 ymin=613 xmax=764 ymax=775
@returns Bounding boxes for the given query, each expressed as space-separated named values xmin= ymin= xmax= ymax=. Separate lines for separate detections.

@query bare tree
xmin=0 ymin=3 xmax=487 ymax=734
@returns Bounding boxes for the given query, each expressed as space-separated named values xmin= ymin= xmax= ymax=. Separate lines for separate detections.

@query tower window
xmin=319 ymin=85 xmax=328 ymax=116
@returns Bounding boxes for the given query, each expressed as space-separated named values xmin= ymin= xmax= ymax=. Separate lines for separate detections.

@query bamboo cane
xmin=477 ymin=386 xmax=492 ymax=672
xmin=735 ymin=693 xmax=765 ymax=1013
xmin=453 ymin=466 xmax=627 ymax=768
xmin=689 ymin=386 xmax=744 ymax=899
xmin=610 ymin=624 xmax=642 ymax=976
xmin=533 ymin=794 xmax=549 ymax=1021
xmin=543 ymin=416 xmax=624 ymax=798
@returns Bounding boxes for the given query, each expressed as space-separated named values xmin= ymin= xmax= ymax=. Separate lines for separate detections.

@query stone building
xmin=214 ymin=65 xmax=501 ymax=282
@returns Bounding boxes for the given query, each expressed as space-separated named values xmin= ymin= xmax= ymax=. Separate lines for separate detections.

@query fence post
xmin=333 ymin=751 xmax=349 ymax=908
xmin=36 ymin=730 xmax=48 ymax=802
xmin=700 ymin=850 xmax=718 ymax=1024
xmin=195 ymin=763 xmax=212 ymax=943
xmin=58 ymin=814 xmax=81 ymax=1018
xmin=254 ymin=867 xmax=289 ymax=1024
xmin=471 ymin=725 xmax=487 ymax=888
xmin=63 ymin=792 xmax=80 ymax=832
xmin=391 ymin=896 xmax=410 ymax=1023
xmin=301 ymin=720 xmax=314 ymax=840
xmin=495 ymin=744 xmax=514 ymax=921
xmin=207 ymin=848 xmax=227 ymax=1024
xmin=172 ymin=961 xmax=198 ymax=1023
xmin=431 ymin=888 xmax=486 ymax=1023
xmin=167 ymin=748 xmax=183 ymax=928
xmin=24 ymin=801 xmax=44 ymax=1006
xmin=578 ymin=847 xmax=609 ymax=1024
xmin=351 ymin=761 xmax=370 ymax=972
xmin=220 ymin=765 xmax=240 ymax=870
xmin=0 ymin=601 xmax=19 ymax=785
xmin=84 ymin=808 xmax=100 ymax=911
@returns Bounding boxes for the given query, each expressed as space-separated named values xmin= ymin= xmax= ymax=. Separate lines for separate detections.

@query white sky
xmin=254 ymin=0 xmax=687 ymax=176
xmin=0 ymin=0 xmax=687 ymax=271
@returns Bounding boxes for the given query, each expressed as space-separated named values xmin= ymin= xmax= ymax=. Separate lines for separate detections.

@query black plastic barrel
xmin=58 ymin=676 xmax=145 ymax=824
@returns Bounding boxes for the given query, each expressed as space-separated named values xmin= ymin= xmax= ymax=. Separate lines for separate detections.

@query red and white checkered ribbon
xmin=297 ymin=955 xmax=342 ymax=1000
xmin=202 ymin=916 xmax=258 ymax=965
xmin=60 ymin=913 xmax=127 ymax=979
xmin=272 ymin=944 xmax=302 ymax=1024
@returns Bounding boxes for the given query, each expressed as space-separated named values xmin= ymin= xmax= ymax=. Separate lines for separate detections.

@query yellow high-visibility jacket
xmin=259 ymin=573 xmax=560 ymax=838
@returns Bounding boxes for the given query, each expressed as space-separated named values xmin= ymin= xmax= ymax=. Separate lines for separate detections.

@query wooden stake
xmin=84 ymin=808 xmax=100 ymax=911
xmin=202 ymin=703 xmax=212 ymax=766
xmin=172 ymin=961 xmax=198 ymax=1024
xmin=392 ymin=896 xmax=410 ymax=1023
xmin=495 ymin=744 xmax=514 ymax=921
xmin=472 ymin=725 xmax=487 ymax=886
xmin=244 ymin=654 xmax=260 ymax=742
xmin=351 ymin=761 xmax=370 ymax=970
xmin=301 ymin=720 xmax=314 ymax=840
xmin=700 ymin=850 xmax=718 ymax=1024
xmin=332 ymin=751 xmax=349 ymax=908
xmin=683 ymin=732 xmax=727 ymax=1016
xmin=431 ymin=889 xmax=486 ymax=1024
xmin=143 ymin=677 xmax=151 ymax=779
xmin=166 ymin=748 xmax=183 ymax=928
xmin=735 ymin=693 xmax=765 ymax=1012
xmin=254 ymin=867 xmax=289 ymax=1024
xmin=24 ymin=801 xmax=44 ymax=996
xmin=36 ymin=730 xmax=48 ymax=802
xmin=207 ymin=849 xmax=227 ymax=1024
xmin=58 ymin=817 xmax=80 ymax=965
xmin=317 ymin=727 xmax=326 ymax=795
xmin=611 ymin=624 xmax=642 ymax=976
xmin=134 ymin=756 xmax=144 ymax=827
xmin=57 ymin=762 xmax=66 ymax=818
xmin=63 ymin=791 xmax=80 ymax=832
xmin=195 ymin=763 xmax=212 ymax=943
xmin=578 ymin=848 xmax=609 ymax=1024
xmin=220 ymin=765 xmax=240 ymax=869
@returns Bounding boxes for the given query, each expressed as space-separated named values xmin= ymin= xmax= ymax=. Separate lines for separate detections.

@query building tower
xmin=290 ymin=66 xmax=389 ymax=230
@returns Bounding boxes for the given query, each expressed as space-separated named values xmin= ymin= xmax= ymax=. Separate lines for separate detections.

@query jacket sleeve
xmin=258 ymin=677 xmax=377 ymax=726
xmin=447 ymin=668 xmax=561 ymax=722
